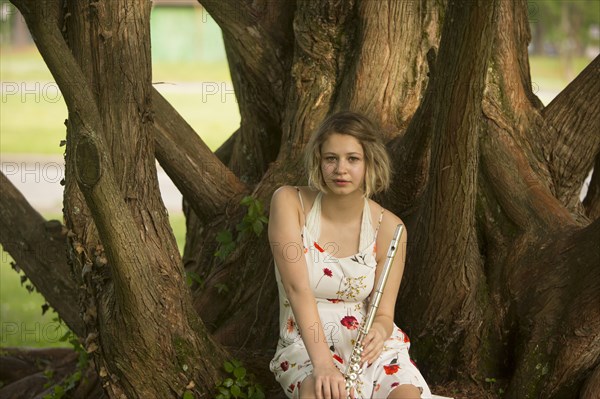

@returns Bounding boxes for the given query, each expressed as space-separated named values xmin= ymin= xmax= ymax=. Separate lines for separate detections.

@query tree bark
xmin=542 ymin=56 xmax=600 ymax=213
xmin=9 ymin=0 xmax=229 ymax=397
xmin=400 ymin=0 xmax=498 ymax=379
xmin=583 ymin=154 xmax=600 ymax=219
xmin=4 ymin=0 xmax=599 ymax=398
xmin=200 ymin=0 xmax=294 ymax=184
xmin=0 ymin=347 xmax=104 ymax=399
xmin=153 ymin=89 xmax=248 ymax=222
xmin=0 ymin=173 xmax=83 ymax=336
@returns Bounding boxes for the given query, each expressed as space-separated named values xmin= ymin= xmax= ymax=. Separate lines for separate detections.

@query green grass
xmin=0 ymin=213 xmax=187 ymax=347
xmin=0 ymin=46 xmax=240 ymax=155
xmin=528 ymin=55 xmax=592 ymax=90
xmin=0 ymin=253 xmax=69 ymax=348
xmin=0 ymin=47 xmax=233 ymax=83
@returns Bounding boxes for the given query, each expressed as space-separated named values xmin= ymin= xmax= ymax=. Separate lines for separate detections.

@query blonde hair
xmin=304 ymin=111 xmax=391 ymax=198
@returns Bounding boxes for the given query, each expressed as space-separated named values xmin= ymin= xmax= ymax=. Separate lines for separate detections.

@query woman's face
xmin=320 ymin=133 xmax=365 ymax=195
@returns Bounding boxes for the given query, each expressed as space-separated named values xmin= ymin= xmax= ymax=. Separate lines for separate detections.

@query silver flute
xmin=344 ymin=224 xmax=404 ymax=396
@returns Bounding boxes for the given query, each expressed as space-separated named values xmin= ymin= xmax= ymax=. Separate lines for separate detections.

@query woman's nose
xmin=335 ymin=160 xmax=347 ymax=173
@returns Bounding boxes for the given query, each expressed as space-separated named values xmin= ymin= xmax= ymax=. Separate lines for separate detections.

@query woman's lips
xmin=334 ymin=180 xmax=350 ymax=185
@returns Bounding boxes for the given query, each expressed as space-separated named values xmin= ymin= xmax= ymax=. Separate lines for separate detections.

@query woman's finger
xmin=330 ymin=380 xmax=339 ymax=399
xmin=339 ymin=379 xmax=348 ymax=399
xmin=322 ymin=379 xmax=331 ymax=399
xmin=315 ymin=379 xmax=323 ymax=399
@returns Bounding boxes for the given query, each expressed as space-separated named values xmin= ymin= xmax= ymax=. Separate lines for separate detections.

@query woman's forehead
xmin=321 ymin=133 xmax=363 ymax=153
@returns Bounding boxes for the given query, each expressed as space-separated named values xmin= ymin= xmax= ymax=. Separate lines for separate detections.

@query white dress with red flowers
xmin=269 ymin=190 xmax=432 ymax=399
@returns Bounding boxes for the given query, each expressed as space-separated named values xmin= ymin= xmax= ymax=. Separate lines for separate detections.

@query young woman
xmin=269 ymin=112 xmax=431 ymax=399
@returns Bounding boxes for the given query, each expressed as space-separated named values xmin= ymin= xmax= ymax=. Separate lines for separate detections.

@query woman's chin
xmin=325 ymin=184 xmax=362 ymax=196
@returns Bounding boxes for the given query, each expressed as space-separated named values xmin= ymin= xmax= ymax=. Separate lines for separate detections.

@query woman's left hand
xmin=360 ymin=327 xmax=385 ymax=366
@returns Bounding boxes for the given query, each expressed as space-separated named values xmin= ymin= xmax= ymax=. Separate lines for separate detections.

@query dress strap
xmin=374 ymin=207 xmax=385 ymax=238
xmin=295 ymin=187 xmax=305 ymax=212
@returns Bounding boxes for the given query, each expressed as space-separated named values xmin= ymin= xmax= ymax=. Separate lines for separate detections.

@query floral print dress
xmin=269 ymin=190 xmax=432 ymax=399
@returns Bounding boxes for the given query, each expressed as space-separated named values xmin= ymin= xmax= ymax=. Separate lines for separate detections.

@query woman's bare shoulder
xmin=368 ymin=200 xmax=404 ymax=234
xmin=270 ymin=186 xmax=314 ymax=209
xmin=269 ymin=186 xmax=316 ymax=233
xmin=272 ymin=185 xmax=297 ymax=198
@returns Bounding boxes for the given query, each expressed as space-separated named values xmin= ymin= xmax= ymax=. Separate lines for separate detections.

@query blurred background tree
xmin=528 ymin=0 xmax=599 ymax=79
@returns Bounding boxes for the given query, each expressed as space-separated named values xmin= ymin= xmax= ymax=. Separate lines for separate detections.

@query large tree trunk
xmin=5 ymin=1 xmax=228 ymax=397
xmin=2 ymin=0 xmax=598 ymax=398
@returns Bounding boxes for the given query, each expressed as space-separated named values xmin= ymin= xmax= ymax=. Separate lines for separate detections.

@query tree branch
xmin=542 ymin=55 xmax=600 ymax=209
xmin=277 ymin=0 xmax=357 ymax=160
xmin=0 ymin=347 xmax=103 ymax=398
xmin=152 ymin=90 xmax=248 ymax=221
xmin=214 ymin=128 xmax=239 ymax=166
xmin=423 ymin=0 xmax=497 ymax=243
xmin=386 ymin=48 xmax=437 ymax=214
xmin=479 ymin=120 xmax=576 ymax=232
xmin=0 ymin=172 xmax=83 ymax=337
xmin=337 ymin=0 xmax=442 ymax=136
xmin=12 ymin=2 xmax=228 ymax=395
xmin=200 ymin=0 xmax=295 ymax=183
xmin=199 ymin=0 xmax=293 ymax=96
xmin=401 ymin=0 xmax=499 ymax=376
xmin=489 ymin=0 xmax=544 ymax=113
xmin=10 ymin=0 xmax=157 ymax=312
xmin=507 ymin=218 xmax=600 ymax=397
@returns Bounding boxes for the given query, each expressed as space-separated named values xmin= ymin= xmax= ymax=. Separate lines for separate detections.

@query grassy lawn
xmin=528 ymin=55 xmax=592 ymax=90
xmin=0 ymin=47 xmax=239 ymax=155
xmin=0 ymin=213 xmax=187 ymax=347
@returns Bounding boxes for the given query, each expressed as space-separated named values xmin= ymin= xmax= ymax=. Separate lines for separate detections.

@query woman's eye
xmin=325 ymin=157 xmax=336 ymax=162
xmin=349 ymin=157 xmax=359 ymax=162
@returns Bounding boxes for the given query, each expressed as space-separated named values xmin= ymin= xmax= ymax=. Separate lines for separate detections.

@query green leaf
xmin=66 ymin=370 xmax=82 ymax=389
xmin=234 ymin=367 xmax=246 ymax=380
xmin=231 ymin=384 xmax=242 ymax=398
xmin=59 ymin=330 xmax=71 ymax=342
xmin=223 ymin=378 xmax=234 ymax=388
xmin=54 ymin=385 xmax=65 ymax=398
xmin=252 ymin=220 xmax=263 ymax=236
xmin=186 ymin=271 xmax=204 ymax=287
xmin=182 ymin=390 xmax=194 ymax=399
xmin=250 ymin=388 xmax=265 ymax=399
xmin=216 ymin=230 xmax=233 ymax=243
xmin=240 ymin=196 xmax=253 ymax=207
xmin=224 ymin=361 xmax=235 ymax=373
xmin=215 ymin=241 xmax=236 ymax=260
xmin=231 ymin=359 xmax=242 ymax=368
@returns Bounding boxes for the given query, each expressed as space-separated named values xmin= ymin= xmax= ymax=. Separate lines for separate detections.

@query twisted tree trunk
xmin=1 ymin=0 xmax=598 ymax=398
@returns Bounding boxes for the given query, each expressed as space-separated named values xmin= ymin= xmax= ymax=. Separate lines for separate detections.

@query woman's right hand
xmin=312 ymin=364 xmax=353 ymax=399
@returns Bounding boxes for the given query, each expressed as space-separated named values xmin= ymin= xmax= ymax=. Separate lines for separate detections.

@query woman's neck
xmin=320 ymin=190 xmax=365 ymax=224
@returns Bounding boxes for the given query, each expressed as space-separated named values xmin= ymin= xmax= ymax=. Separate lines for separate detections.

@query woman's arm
xmin=268 ymin=187 xmax=345 ymax=384
xmin=360 ymin=210 xmax=408 ymax=365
